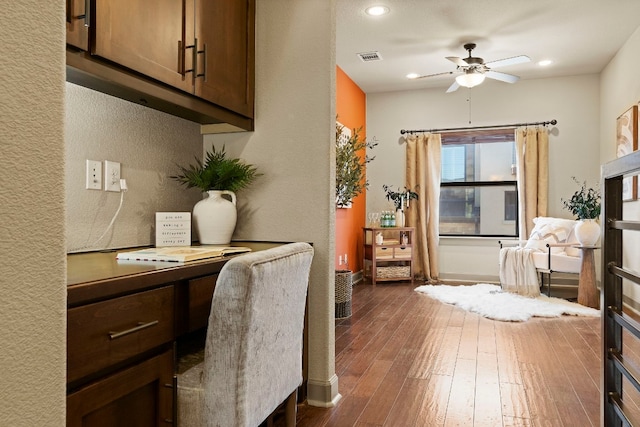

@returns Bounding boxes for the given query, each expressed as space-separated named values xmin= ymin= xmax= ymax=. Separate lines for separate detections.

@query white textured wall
xmin=0 ymin=2 xmax=66 ymax=426
xmin=600 ymin=26 xmax=640 ymax=302
xmin=65 ymin=83 xmax=202 ymax=252
xmin=366 ymin=74 xmax=601 ymax=280
xmin=204 ymin=0 xmax=339 ymax=405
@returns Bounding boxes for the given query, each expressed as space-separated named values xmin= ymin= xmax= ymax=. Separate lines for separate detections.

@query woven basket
xmin=377 ymin=265 xmax=410 ymax=279
xmin=335 ymin=270 xmax=352 ymax=319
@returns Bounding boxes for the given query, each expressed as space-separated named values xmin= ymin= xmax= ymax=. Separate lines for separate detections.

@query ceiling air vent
xmin=357 ymin=51 xmax=382 ymax=62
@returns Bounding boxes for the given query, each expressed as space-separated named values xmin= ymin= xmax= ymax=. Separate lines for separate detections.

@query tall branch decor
xmin=335 ymin=121 xmax=377 ymax=207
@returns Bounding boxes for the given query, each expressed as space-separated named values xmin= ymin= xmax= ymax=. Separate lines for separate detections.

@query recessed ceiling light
xmin=365 ymin=5 xmax=390 ymax=16
xmin=406 ymin=73 xmax=420 ymax=79
xmin=538 ymin=59 xmax=553 ymax=67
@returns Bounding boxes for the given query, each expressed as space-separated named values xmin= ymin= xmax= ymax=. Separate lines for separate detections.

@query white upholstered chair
xmin=177 ymin=242 xmax=314 ymax=427
xmin=499 ymin=216 xmax=582 ymax=296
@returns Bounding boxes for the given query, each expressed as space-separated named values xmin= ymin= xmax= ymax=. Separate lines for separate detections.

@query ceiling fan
xmin=413 ymin=43 xmax=531 ymax=93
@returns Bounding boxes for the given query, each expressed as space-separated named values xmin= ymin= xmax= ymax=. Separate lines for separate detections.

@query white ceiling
xmin=337 ymin=0 xmax=640 ymax=93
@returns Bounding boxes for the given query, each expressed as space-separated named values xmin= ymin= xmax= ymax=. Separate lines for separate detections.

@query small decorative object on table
xmin=561 ymin=177 xmax=601 ymax=246
xmin=382 ymin=184 xmax=418 ymax=227
xmin=171 ymin=146 xmax=261 ymax=245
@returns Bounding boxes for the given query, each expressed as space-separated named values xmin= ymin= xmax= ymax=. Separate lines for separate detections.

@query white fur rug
xmin=414 ymin=283 xmax=600 ymax=322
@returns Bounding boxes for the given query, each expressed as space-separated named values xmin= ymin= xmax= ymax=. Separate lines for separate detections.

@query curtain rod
xmin=399 ymin=119 xmax=557 ymax=135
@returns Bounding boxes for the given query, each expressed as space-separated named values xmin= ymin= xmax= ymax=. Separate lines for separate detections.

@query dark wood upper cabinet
xmin=93 ymin=0 xmax=192 ymax=93
xmin=66 ymin=0 xmax=255 ymax=130
xmin=195 ymin=0 xmax=255 ymax=118
xmin=66 ymin=0 xmax=89 ymax=50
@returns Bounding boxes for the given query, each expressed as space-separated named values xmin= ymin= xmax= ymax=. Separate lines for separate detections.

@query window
xmin=439 ymin=129 xmax=518 ymax=237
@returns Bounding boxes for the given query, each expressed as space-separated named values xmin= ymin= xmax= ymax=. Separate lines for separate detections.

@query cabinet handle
xmin=182 ymin=39 xmax=198 ymax=85
xmin=178 ymin=40 xmax=185 ymax=78
xmin=109 ymin=320 xmax=159 ymax=340
xmin=196 ymin=43 xmax=207 ymax=82
xmin=172 ymin=374 xmax=178 ymax=424
xmin=67 ymin=0 xmax=89 ymax=27
xmin=191 ymin=38 xmax=198 ymax=85
xmin=161 ymin=375 xmax=177 ymax=424
xmin=83 ymin=0 xmax=90 ymax=27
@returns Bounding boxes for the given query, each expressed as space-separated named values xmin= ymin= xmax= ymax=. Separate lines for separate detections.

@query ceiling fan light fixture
xmin=455 ymin=72 xmax=486 ymax=88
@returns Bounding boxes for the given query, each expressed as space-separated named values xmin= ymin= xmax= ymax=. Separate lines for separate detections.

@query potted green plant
xmin=335 ymin=122 xmax=377 ymax=207
xmin=171 ymin=146 xmax=261 ymax=245
xmin=382 ymin=184 xmax=419 ymax=227
xmin=561 ymin=177 xmax=601 ymax=245
xmin=382 ymin=184 xmax=419 ymax=210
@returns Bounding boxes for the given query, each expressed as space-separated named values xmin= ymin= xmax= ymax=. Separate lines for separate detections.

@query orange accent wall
xmin=336 ymin=66 xmax=366 ymax=274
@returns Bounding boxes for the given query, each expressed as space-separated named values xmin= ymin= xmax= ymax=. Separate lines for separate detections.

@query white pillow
xmin=524 ymin=217 xmax=577 ymax=254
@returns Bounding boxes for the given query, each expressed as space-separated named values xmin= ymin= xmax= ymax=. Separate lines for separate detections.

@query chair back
xmin=202 ymin=242 xmax=314 ymax=427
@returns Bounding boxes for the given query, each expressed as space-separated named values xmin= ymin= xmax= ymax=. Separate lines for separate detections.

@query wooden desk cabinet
xmin=363 ymin=227 xmax=415 ymax=285
xmin=67 ymin=349 xmax=175 ymax=426
xmin=66 ymin=242 xmax=281 ymax=426
xmin=66 ymin=277 xmax=215 ymax=426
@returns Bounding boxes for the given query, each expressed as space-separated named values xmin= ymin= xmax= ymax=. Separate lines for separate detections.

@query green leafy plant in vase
xmin=561 ymin=176 xmax=601 ymax=246
xmin=382 ymin=184 xmax=419 ymax=227
xmin=171 ymin=145 xmax=261 ymax=245
xmin=335 ymin=121 xmax=377 ymax=207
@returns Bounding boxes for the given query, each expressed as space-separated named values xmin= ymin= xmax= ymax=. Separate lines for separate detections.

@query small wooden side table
xmin=575 ymin=245 xmax=600 ymax=309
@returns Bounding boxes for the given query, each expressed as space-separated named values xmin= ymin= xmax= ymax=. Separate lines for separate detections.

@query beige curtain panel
xmin=515 ymin=127 xmax=549 ymax=238
xmin=405 ymin=133 xmax=442 ymax=283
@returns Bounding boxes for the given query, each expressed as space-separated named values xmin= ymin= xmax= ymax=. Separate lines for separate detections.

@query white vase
xmin=396 ymin=209 xmax=405 ymax=227
xmin=192 ymin=190 xmax=237 ymax=245
xmin=575 ymin=219 xmax=600 ymax=246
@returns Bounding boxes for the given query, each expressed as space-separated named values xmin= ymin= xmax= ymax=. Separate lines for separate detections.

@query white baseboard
xmin=351 ymin=270 xmax=363 ymax=285
xmin=306 ymin=374 xmax=341 ymax=407
xmin=438 ymin=272 xmax=499 ymax=284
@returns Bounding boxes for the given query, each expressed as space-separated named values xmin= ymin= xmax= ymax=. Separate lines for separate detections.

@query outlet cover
xmin=86 ymin=159 xmax=102 ymax=190
xmin=104 ymin=160 xmax=121 ymax=192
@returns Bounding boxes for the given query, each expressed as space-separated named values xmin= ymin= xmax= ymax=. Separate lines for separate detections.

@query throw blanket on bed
xmin=499 ymin=247 xmax=540 ymax=297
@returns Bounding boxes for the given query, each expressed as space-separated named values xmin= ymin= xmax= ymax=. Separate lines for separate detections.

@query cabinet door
xmin=194 ymin=0 xmax=255 ymax=118
xmin=67 ymin=350 xmax=174 ymax=427
xmin=66 ymin=0 xmax=89 ymax=50
xmin=93 ymin=0 xmax=192 ymax=92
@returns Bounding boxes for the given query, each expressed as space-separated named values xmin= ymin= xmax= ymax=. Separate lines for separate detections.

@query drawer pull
xmin=109 ymin=320 xmax=159 ymax=340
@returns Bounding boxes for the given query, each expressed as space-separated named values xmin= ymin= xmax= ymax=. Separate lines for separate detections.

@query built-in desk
xmin=66 ymin=241 xmax=286 ymax=426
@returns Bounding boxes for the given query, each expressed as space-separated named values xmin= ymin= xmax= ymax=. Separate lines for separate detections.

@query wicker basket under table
xmin=335 ymin=270 xmax=352 ymax=319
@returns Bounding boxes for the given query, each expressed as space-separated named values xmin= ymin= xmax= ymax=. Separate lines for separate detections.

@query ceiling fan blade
xmin=446 ymin=81 xmax=460 ymax=93
xmin=413 ymin=71 xmax=455 ymax=79
xmin=485 ymin=70 xmax=520 ymax=83
xmin=446 ymin=56 xmax=468 ymax=67
xmin=485 ymin=55 xmax=531 ymax=69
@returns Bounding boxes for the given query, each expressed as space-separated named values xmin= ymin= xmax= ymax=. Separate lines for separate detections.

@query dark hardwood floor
xmin=294 ymin=281 xmax=603 ymax=427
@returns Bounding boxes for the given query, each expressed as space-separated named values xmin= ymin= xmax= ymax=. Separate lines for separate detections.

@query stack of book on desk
xmin=116 ymin=246 xmax=251 ymax=263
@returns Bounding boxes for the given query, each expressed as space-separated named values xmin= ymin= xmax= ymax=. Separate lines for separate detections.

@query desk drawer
xmin=68 ymin=286 xmax=174 ymax=384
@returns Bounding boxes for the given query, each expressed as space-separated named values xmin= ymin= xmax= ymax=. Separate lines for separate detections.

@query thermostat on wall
xmin=155 ymin=212 xmax=191 ymax=247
